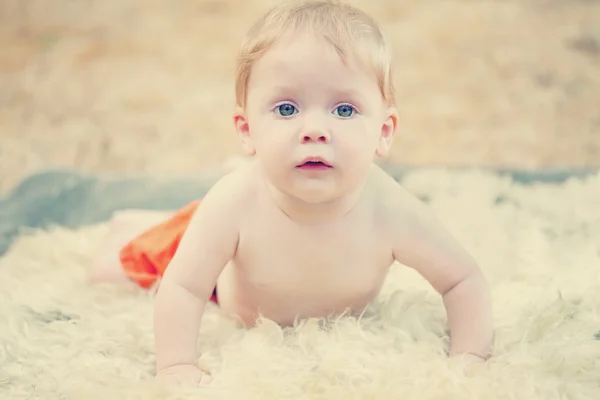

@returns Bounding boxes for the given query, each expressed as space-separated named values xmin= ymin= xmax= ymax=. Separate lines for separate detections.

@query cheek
xmin=250 ymin=119 xmax=291 ymax=157
xmin=335 ymin=119 xmax=378 ymax=153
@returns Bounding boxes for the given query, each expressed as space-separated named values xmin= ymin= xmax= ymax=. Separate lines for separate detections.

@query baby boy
xmin=90 ymin=0 xmax=494 ymax=387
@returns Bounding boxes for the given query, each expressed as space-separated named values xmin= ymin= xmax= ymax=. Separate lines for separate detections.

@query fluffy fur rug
xmin=1 ymin=170 xmax=599 ymax=399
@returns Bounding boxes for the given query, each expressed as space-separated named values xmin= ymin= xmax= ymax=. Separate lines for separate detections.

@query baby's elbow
xmin=441 ymin=267 xmax=487 ymax=298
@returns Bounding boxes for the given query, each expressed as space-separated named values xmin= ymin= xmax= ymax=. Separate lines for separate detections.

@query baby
xmin=91 ymin=0 xmax=494 ymax=387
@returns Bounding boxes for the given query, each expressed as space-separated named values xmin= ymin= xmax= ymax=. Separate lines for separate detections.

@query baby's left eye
xmin=334 ymin=104 xmax=356 ymax=118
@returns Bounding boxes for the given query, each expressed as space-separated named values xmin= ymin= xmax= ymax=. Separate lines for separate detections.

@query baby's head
xmin=233 ymin=0 xmax=398 ymax=203
xmin=235 ymin=0 xmax=396 ymax=110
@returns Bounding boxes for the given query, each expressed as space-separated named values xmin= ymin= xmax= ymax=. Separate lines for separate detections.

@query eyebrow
xmin=266 ymin=85 xmax=366 ymax=103
xmin=330 ymin=88 xmax=364 ymax=101
xmin=268 ymin=85 xmax=296 ymax=96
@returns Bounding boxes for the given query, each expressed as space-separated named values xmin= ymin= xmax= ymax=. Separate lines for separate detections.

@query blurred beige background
xmin=1 ymin=0 xmax=599 ymax=193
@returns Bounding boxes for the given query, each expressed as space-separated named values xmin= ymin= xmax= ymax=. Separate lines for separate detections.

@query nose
xmin=301 ymin=129 xmax=330 ymax=144
xmin=300 ymin=116 xmax=330 ymax=143
xmin=299 ymin=111 xmax=331 ymax=143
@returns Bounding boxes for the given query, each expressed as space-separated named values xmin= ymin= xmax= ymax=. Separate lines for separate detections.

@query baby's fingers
xmin=199 ymin=372 xmax=213 ymax=386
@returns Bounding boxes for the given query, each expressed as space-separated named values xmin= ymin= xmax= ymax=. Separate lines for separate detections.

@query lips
xmin=296 ymin=157 xmax=332 ymax=170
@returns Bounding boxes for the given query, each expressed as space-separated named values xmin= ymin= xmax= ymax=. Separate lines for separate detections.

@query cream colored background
xmin=1 ymin=0 xmax=599 ymax=192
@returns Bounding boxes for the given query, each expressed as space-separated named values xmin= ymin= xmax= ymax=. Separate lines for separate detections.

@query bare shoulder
xmin=369 ymin=164 xmax=427 ymax=231
xmin=161 ymin=163 xmax=260 ymax=294
xmin=370 ymin=164 xmax=479 ymax=295
xmin=180 ymin=162 xmax=260 ymax=244
xmin=185 ymin=160 xmax=263 ymax=236
xmin=370 ymin=163 xmax=456 ymax=243
xmin=198 ymin=161 xmax=258 ymax=214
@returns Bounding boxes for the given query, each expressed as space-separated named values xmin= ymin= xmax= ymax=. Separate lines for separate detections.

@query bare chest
xmin=229 ymin=214 xmax=393 ymax=310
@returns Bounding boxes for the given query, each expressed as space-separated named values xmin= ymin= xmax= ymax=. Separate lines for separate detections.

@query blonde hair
xmin=234 ymin=0 xmax=396 ymax=108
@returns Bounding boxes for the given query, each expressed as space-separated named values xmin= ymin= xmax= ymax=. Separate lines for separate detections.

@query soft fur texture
xmin=1 ymin=170 xmax=599 ymax=399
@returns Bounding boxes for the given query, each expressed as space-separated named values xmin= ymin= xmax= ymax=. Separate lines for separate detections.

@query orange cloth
xmin=119 ymin=200 xmax=218 ymax=303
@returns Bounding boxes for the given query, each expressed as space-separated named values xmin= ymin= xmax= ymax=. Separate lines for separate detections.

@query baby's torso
xmin=215 ymin=176 xmax=395 ymax=326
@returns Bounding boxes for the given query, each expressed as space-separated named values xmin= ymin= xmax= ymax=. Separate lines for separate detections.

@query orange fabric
xmin=119 ymin=200 xmax=218 ymax=303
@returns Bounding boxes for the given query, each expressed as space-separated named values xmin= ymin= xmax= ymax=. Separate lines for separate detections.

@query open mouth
xmin=296 ymin=160 xmax=332 ymax=170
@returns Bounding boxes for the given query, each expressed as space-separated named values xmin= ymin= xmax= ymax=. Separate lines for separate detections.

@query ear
xmin=375 ymin=107 xmax=399 ymax=158
xmin=233 ymin=106 xmax=256 ymax=156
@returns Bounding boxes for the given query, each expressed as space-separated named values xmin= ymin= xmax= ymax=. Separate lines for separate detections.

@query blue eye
xmin=275 ymin=103 xmax=297 ymax=117
xmin=334 ymin=104 xmax=355 ymax=118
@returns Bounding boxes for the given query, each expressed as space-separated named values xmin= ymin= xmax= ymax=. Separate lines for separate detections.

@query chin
xmin=289 ymin=186 xmax=340 ymax=204
xmin=295 ymin=193 xmax=332 ymax=204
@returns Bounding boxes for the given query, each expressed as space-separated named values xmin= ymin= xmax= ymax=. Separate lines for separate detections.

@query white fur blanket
xmin=1 ymin=170 xmax=599 ymax=399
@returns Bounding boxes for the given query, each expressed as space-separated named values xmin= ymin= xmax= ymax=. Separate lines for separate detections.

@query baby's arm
xmin=153 ymin=174 xmax=242 ymax=376
xmin=385 ymin=182 xmax=493 ymax=360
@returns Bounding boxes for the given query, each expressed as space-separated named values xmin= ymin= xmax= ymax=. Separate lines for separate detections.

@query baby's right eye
xmin=274 ymin=103 xmax=297 ymax=117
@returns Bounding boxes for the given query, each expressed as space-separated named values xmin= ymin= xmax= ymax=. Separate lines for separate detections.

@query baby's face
xmin=241 ymin=33 xmax=395 ymax=203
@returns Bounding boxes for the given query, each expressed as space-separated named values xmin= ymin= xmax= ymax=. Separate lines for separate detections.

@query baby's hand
xmin=460 ymin=353 xmax=486 ymax=364
xmin=448 ymin=352 xmax=488 ymax=377
xmin=156 ymin=364 xmax=212 ymax=387
xmin=453 ymin=353 xmax=487 ymax=376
